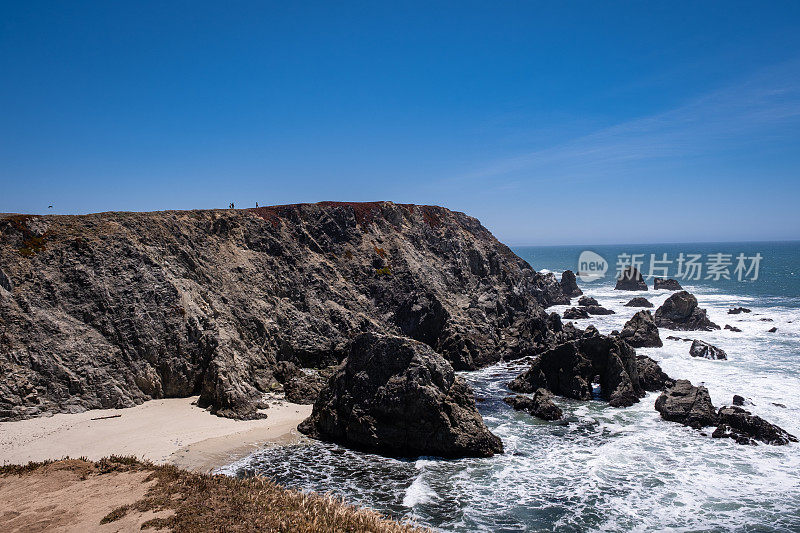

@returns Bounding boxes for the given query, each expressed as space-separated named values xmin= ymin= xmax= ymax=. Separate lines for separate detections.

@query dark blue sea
xmin=219 ymin=241 xmax=800 ymax=532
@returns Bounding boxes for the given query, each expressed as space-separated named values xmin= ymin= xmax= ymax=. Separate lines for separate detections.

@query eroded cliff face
xmin=0 ymin=202 xmax=567 ymax=421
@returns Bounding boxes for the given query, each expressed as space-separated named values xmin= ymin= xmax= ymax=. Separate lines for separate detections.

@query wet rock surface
xmin=503 ymin=389 xmax=563 ymax=421
xmin=654 ymin=291 xmax=720 ymax=331
xmin=653 ymin=278 xmax=683 ymax=290
xmin=615 ymin=266 xmax=647 ymax=291
xmin=728 ymin=307 xmax=751 ymax=314
xmin=298 ymin=332 xmax=503 ymax=458
xmin=636 ymin=355 xmax=675 ymax=391
xmin=563 ymin=307 xmax=590 ymax=320
xmin=625 ymin=297 xmax=653 ymax=308
xmin=713 ymin=406 xmax=797 ymax=446
xmin=654 ymin=380 xmax=718 ymax=429
xmin=509 ymin=327 xmax=644 ymax=407
xmin=0 ymin=203 xmax=569 ymax=421
xmin=619 ymin=310 xmax=663 ymax=348
xmin=689 ymin=340 xmax=728 ymax=360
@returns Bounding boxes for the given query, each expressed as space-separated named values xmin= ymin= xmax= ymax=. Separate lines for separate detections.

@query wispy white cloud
xmin=449 ymin=58 xmax=800 ymax=187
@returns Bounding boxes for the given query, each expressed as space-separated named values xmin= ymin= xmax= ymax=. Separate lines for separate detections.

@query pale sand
xmin=0 ymin=396 xmax=312 ymax=472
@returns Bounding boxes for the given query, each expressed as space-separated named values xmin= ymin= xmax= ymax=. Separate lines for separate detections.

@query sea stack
xmin=615 ymin=266 xmax=648 ymax=291
xmin=298 ymin=332 xmax=504 ymax=458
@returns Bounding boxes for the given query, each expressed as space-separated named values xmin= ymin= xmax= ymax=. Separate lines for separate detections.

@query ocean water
xmin=218 ymin=242 xmax=800 ymax=532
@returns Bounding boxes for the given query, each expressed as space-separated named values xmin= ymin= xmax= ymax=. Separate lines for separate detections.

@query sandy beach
xmin=0 ymin=397 xmax=312 ymax=472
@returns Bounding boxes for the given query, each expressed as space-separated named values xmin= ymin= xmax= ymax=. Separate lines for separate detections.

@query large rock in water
xmin=625 ymin=297 xmax=653 ymax=308
xmin=298 ymin=333 xmax=503 ymax=458
xmin=712 ymin=406 xmax=797 ymax=446
xmin=654 ymin=291 xmax=720 ymax=331
xmin=0 ymin=203 xmax=570 ymax=421
xmin=560 ymin=270 xmax=583 ymax=297
xmin=619 ymin=310 xmax=663 ymax=348
xmin=503 ymin=389 xmax=563 ymax=421
xmin=636 ymin=355 xmax=675 ymax=391
xmin=563 ymin=307 xmax=590 ymax=320
xmin=615 ymin=266 xmax=647 ymax=291
xmin=509 ymin=327 xmax=644 ymax=407
xmin=653 ymin=278 xmax=683 ymax=290
xmin=654 ymin=380 xmax=718 ymax=429
xmin=689 ymin=340 xmax=727 ymax=360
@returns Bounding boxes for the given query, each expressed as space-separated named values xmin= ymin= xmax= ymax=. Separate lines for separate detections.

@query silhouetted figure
xmin=255 ymin=202 xmax=258 ymax=208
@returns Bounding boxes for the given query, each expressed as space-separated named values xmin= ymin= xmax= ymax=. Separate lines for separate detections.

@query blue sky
xmin=2 ymin=1 xmax=799 ymax=245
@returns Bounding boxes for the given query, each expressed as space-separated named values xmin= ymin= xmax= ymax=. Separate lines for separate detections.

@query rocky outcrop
xmin=619 ymin=310 xmax=663 ymax=348
xmin=654 ymin=380 xmax=718 ymax=429
xmin=767 ymin=327 xmax=778 ymax=333
xmin=560 ymin=270 xmax=583 ymax=297
xmin=584 ymin=305 xmax=615 ymax=315
xmin=503 ymin=389 xmax=562 ymax=421
xmin=625 ymin=297 xmax=653 ymax=308
xmin=689 ymin=340 xmax=727 ymax=360
xmin=732 ymin=395 xmax=746 ymax=406
xmin=298 ymin=332 xmax=503 ymax=458
xmin=615 ymin=266 xmax=647 ymax=291
xmin=653 ymin=278 xmax=683 ymax=290
xmin=274 ymin=361 xmax=331 ymax=405
xmin=636 ymin=355 xmax=675 ymax=391
xmin=509 ymin=327 xmax=643 ymax=407
xmin=0 ymin=203 xmax=569 ymax=421
xmin=724 ymin=324 xmax=742 ymax=332
xmin=656 ymin=381 xmax=796 ymax=445
xmin=563 ymin=307 xmax=590 ymax=320
xmin=728 ymin=307 xmax=751 ymax=314
xmin=577 ymin=296 xmax=598 ymax=307
xmin=713 ymin=406 xmax=797 ymax=446
xmin=654 ymin=291 xmax=720 ymax=331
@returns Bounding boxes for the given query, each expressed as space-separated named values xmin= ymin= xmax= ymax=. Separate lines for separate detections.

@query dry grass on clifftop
xmin=0 ymin=457 xmax=427 ymax=533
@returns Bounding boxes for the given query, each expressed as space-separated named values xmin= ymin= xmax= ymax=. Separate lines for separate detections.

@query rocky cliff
xmin=0 ymin=202 xmax=568 ymax=421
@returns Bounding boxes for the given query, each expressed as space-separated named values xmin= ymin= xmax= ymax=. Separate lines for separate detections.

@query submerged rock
xmin=713 ymin=406 xmax=798 ymax=446
xmin=689 ymin=340 xmax=727 ymax=360
xmin=767 ymin=327 xmax=778 ymax=333
xmin=509 ymin=328 xmax=643 ymax=407
xmin=298 ymin=332 xmax=503 ymax=458
xmin=625 ymin=297 xmax=653 ymax=308
xmin=560 ymin=270 xmax=583 ymax=297
xmin=654 ymin=291 xmax=719 ymax=331
xmin=724 ymin=324 xmax=742 ymax=332
xmin=636 ymin=355 xmax=675 ymax=391
xmin=728 ymin=307 xmax=752 ymax=314
xmin=653 ymin=278 xmax=683 ymax=290
xmin=654 ymin=380 xmax=718 ymax=429
xmin=615 ymin=266 xmax=648 ymax=291
xmin=504 ymin=389 xmax=563 ymax=421
xmin=619 ymin=310 xmax=663 ymax=348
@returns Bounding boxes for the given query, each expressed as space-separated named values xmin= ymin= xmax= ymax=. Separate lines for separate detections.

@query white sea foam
xmin=217 ymin=281 xmax=800 ymax=532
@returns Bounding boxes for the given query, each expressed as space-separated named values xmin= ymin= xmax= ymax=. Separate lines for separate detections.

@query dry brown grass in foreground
xmin=0 ymin=457 xmax=427 ymax=532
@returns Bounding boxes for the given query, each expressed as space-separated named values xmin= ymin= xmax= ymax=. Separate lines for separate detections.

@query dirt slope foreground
xmin=0 ymin=457 xmax=425 ymax=532
xmin=0 ymin=202 xmax=568 ymax=421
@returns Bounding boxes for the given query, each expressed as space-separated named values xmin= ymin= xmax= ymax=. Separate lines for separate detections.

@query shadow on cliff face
xmin=0 ymin=202 xmax=569 ymax=421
